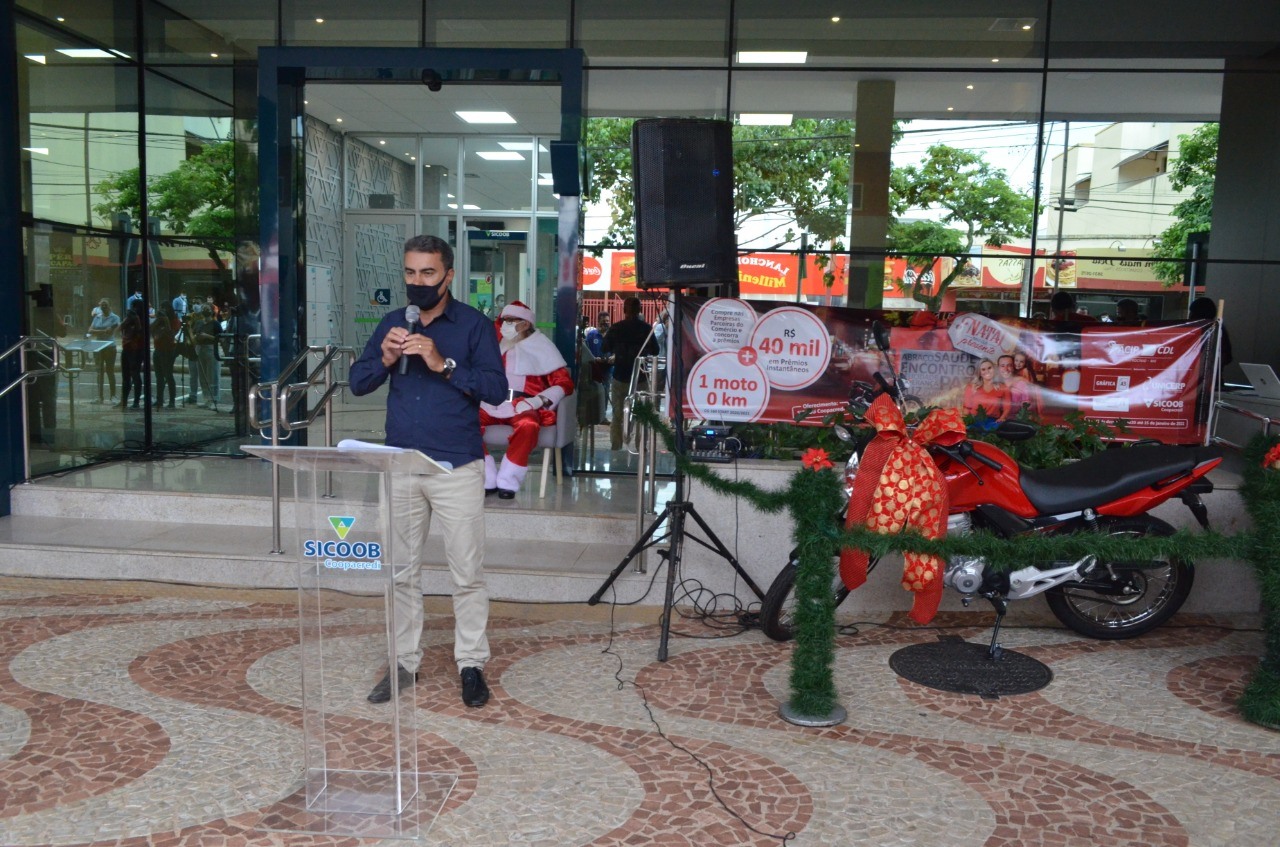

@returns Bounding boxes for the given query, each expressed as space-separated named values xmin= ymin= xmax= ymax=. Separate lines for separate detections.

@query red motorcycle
xmin=759 ymin=322 xmax=1222 ymax=655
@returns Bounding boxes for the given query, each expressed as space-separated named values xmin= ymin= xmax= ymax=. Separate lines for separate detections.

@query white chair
xmin=482 ymin=391 xmax=577 ymax=498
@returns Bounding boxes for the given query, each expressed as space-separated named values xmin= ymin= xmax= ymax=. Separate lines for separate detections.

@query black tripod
xmin=587 ymin=286 xmax=766 ymax=661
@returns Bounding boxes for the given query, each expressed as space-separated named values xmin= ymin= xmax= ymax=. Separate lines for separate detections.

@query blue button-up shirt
xmin=349 ymin=298 xmax=506 ymax=468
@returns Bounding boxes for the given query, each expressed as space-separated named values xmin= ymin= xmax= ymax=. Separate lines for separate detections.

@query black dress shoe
xmin=497 ymin=489 xmax=516 ymax=500
xmin=485 ymin=487 xmax=498 ymax=496
xmin=367 ymin=665 xmax=417 ymax=704
xmin=460 ymin=666 xmax=490 ymax=707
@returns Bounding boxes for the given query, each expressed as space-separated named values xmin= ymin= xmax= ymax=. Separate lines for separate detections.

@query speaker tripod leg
xmin=656 ymin=504 xmax=689 ymax=662
xmin=587 ymin=506 xmax=672 ymax=606
xmin=683 ymin=503 xmax=766 ymax=600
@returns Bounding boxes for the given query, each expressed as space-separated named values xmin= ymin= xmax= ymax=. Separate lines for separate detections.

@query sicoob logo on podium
xmin=302 ymin=515 xmax=384 ymax=572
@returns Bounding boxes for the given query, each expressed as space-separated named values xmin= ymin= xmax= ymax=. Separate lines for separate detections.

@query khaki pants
xmin=390 ymin=460 xmax=488 ymax=672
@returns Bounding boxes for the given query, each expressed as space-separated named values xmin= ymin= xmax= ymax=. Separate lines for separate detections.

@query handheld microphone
xmin=398 ymin=305 xmax=421 ymax=375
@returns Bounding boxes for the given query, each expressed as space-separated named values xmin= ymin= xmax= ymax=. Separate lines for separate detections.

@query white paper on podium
xmin=336 ymin=440 xmax=454 ymax=471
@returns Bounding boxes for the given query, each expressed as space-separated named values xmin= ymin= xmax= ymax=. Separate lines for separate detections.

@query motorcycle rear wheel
xmin=1045 ymin=516 xmax=1194 ymax=639
xmin=759 ymin=553 xmax=853 ymax=642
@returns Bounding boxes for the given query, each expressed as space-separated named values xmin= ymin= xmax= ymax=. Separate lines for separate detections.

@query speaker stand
xmin=587 ymin=286 xmax=765 ymax=661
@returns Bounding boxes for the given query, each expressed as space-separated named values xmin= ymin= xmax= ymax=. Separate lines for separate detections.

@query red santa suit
xmin=479 ymin=301 xmax=574 ymax=496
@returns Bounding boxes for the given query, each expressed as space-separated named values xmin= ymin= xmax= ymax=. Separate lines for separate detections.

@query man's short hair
xmin=1049 ymin=291 xmax=1075 ymax=312
xmin=623 ymin=296 xmax=641 ymax=316
xmin=403 ymin=234 xmax=454 ymax=271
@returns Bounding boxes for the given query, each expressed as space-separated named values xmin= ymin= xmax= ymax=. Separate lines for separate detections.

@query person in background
xmin=193 ymin=304 xmax=221 ymax=410
xmin=1049 ymin=290 xmax=1097 ymax=322
xmin=118 ymin=300 xmax=147 ymax=409
xmin=1115 ymin=298 xmax=1141 ymax=322
xmin=1189 ymin=296 xmax=1234 ymax=371
xmin=172 ymin=291 xmax=187 ymax=319
xmin=151 ymin=303 xmax=178 ymax=409
xmin=88 ymin=298 xmax=120 ymax=405
xmin=348 ymin=234 xmax=506 ymax=709
xmin=602 ymin=296 xmax=656 ymax=451
xmin=478 ymin=301 xmax=574 ymax=499
xmin=26 ymin=284 xmax=65 ymax=444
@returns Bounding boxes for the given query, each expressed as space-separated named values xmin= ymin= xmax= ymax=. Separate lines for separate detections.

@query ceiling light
xmin=303 ymin=100 xmax=308 ymax=105
xmin=23 ymin=147 xmax=49 ymax=155
xmin=991 ymin=58 xmax=1000 ymax=63
xmin=210 ymin=52 xmax=218 ymax=58
xmin=410 ymin=156 xmax=416 ymax=161
xmin=335 ymin=118 xmax=343 ymax=123
xmin=476 ymin=151 xmax=524 ymax=161
xmin=315 ymin=17 xmax=324 ymax=23
xmin=447 ymin=194 xmax=455 ymax=198
xmin=538 ymin=174 xmax=554 ymax=185
xmin=379 ymin=140 xmax=386 ymax=145
xmin=24 ymin=54 xmax=46 ymax=64
xmin=448 ymin=203 xmax=458 ymax=209
xmin=947 ymin=107 xmax=954 ymax=111
xmin=498 ymin=141 xmax=534 ymax=151
xmin=464 ymin=204 xmax=479 ymax=210
xmin=966 ymin=84 xmax=974 ymax=90
xmin=737 ymin=51 xmax=807 ymax=64
xmin=1021 ymin=24 xmax=1032 ymax=30
xmin=56 ymin=48 xmax=116 ymax=58
xmin=831 ymin=16 xmax=841 ymax=23
xmin=456 ymin=111 xmax=516 ymax=124
xmin=56 ymin=16 xmax=65 ymax=22
xmin=739 ymin=113 xmax=793 ymax=126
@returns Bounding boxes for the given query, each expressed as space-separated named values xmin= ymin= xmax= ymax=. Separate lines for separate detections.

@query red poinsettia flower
xmin=1264 ymin=443 xmax=1280 ymax=470
xmin=802 ymin=447 xmax=833 ymax=471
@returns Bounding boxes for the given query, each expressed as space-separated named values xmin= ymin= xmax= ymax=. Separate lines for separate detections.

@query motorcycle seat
xmin=1018 ymin=444 xmax=1221 ymax=515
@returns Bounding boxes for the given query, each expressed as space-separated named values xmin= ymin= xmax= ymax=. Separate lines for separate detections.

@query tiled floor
xmin=0 ymin=578 xmax=1274 ymax=847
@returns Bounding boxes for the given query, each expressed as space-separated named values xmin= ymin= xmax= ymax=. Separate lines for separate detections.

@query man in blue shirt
xmin=349 ymin=234 xmax=506 ymax=708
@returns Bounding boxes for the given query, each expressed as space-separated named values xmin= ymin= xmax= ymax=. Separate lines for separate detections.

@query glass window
xmin=17 ymin=0 xmax=138 ymax=56
xmin=17 ymin=21 xmax=139 ymax=229
xmin=283 ymin=0 xmax=421 ymax=47
xmin=421 ymin=137 xmax=459 ymax=212
xmin=536 ymin=139 xmax=556 ymax=212
xmin=144 ymin=70 xmax=235 ymax=240
xmin=576 ymin=0 xmax=730 ymax=66
xmin=142 ymin=0 xmax=277 ymax=57
xmin=428 ymin=0 xmax=570 ymax=49
xmin=734 ymin=0 xmax=1047 ymax=66
xmin=464 ymin=136 xmax=536 ymax=212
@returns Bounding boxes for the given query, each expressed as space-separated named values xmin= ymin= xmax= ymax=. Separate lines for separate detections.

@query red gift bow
xmin=838 ymin=394 xmax=966 ymax=625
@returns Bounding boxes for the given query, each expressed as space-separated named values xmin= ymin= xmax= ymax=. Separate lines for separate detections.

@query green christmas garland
xmin=631 ymin=403 xmax=1278 ymax=727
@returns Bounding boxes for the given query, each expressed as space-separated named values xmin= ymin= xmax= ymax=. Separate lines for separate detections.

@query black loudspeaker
xmin=631 ymin=118 xmax=737 ymax=289
xmin=549 ymin=141 xmax=580 ymax=196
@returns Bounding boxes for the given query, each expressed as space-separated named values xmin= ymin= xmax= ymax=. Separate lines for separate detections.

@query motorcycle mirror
xmin=871 ymin=320 xmax=892 ymax=352
xmin=994 ymin=419 xmax=1038 ymax=442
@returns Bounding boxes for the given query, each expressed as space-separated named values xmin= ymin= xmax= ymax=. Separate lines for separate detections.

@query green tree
xmin=584 ymin=118 xmax=856 ymax=276
xmin=95 ymin=138 xmax=235 ymax=270
xmin=888 ymin=144 xmax=1035 ymax=311
xmin=1152 ymin=123 xmax=1218 ymax=286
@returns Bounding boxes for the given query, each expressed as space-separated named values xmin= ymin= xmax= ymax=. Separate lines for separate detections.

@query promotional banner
xmin=676 ymin=297 xmax=1216 ymax=444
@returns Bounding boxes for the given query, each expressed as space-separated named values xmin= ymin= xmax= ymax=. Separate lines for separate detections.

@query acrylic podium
xmin=243 ymin=443 xmax=457 ymax=840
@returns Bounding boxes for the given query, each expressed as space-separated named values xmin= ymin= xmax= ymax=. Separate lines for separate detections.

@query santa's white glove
xmin=514 ymin=398 xmax=540 ymax=415
xmin=485 ymin=401 xmax=516 ymax=419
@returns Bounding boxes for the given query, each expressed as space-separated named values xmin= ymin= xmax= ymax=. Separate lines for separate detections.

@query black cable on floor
xmin=601 ymin=585 xmax=796 ymax=846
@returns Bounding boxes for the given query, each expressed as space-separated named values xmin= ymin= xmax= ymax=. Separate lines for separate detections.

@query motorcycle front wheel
xmin=1045 ymin=516 xmax=1194 ymax=639
xmin=759 ymin=552 xmax=853 ymax=642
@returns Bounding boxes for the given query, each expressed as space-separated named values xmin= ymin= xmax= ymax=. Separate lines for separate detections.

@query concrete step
xmin=0 ymin=480 xmax=660 ymax=605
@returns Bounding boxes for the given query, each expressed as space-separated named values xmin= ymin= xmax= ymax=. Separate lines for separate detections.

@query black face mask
xmin=406 ymin=280 xmax=446 ymax=311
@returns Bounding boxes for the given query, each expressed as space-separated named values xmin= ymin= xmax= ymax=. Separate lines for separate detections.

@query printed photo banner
xmin=676 ymin=297 xmax=1217 ymax=444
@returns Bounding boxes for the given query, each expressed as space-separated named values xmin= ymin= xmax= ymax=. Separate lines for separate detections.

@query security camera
xmin=421 ymin=69 xmax=442 ymax=92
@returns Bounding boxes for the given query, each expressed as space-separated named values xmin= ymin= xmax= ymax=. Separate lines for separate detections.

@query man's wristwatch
xmin=440 ymin=357 xmax=456 ymax=379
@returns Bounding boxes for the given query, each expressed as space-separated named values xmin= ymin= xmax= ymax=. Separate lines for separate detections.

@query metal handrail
xmin=0 ymin=336 xmax=78 ymax=482
xmin=1213 ymin=399 xmax=1277 ymax=450
xmin=248 ymin=344 xmax=357 ymax=553
xmin=629 ymin=353 xmax=666 ymax=574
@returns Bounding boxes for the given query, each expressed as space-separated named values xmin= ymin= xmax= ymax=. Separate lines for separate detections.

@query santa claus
xmin=479 ymin=301 xmax=575 ymax=498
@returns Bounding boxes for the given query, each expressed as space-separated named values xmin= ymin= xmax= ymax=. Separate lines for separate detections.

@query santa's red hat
xmin=501 ymin=300 xmax=535 ymax=324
